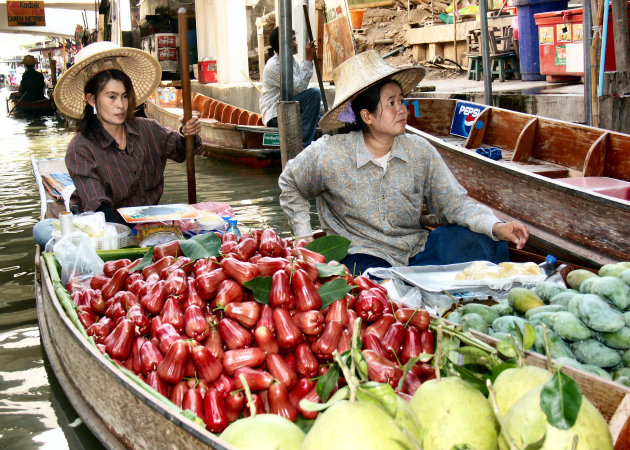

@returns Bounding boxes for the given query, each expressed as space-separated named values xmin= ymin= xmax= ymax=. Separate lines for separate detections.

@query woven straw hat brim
xmin=318 ymin=51 xmax=425 ymax=130
xmin=54 ymin=44 xmax=162 ymax=119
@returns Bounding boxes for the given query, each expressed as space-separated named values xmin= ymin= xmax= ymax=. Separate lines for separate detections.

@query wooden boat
xmin=404 ymin=97 xmax=630 ymax=269
xmin=145 ymin=88 xmax=281 ymax=168
xmin=31 ymin=157 xmax=630 ymax=447
xmin=32 ymin=157 xmax=231 ymax=449
xmin=7 ymin=94 xmax=55 ymax=116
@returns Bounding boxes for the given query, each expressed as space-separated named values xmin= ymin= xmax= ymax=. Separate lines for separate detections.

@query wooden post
xmin=598 ymin=72 xmax=630 ymax=133
xmin=453 ymin=6 xmax=458 ymax=66
xmin=49 ymin=57 xmax=57 ymax=88
xmin=256 ymin=18 xmax=266 ymax=81
xmin=278 ymin=102 xmax=303 ymax=168
xmin=591 ymin=0 xmax=605 ymax=127
xmin=303 ymin=3 xmax=328 ymax=112
xmin=178 ymin=8 xmax=197 ymax=204
xmin=62 ymin=40 xmax=67 ymax=74
xmin=611 ymin=0 xmax=630 ymax=72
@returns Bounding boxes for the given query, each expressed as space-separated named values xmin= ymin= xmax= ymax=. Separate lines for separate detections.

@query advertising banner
xmin=7 ymin=1 xmax=45 ymax=26
xmin=322 ymin=0 xmax=355 ymax=81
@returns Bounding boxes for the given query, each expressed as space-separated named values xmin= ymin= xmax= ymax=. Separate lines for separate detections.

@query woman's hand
xmin=492 ymin=221 xmax=529 ymax=250
xmin=179 ymin=115 xmax=201 ymax=136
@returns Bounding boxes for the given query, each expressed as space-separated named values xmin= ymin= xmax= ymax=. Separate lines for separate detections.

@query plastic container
xmin=515 ymin=0 xmax=568 ymax=80
xmin=534 ymin=1 xmax=630 ymax=81
xmin=538 ymin=254 xmax=557 ymax=277
xmin=349 ymin=9 xmax=366 ymax=29
xmin=52 ymin=223 xmax=132 ymax=250
xmin=226 ymin=219 xmax=241 ymax=240
xmin=198 ymin=58 xmax=218 ymax=84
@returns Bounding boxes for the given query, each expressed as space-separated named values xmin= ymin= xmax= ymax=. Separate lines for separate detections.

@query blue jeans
xmin=267 ymin=87 xmax=321 ymax=148
xmin=33 ymin=218 xmax=55 ymax=248
xmin=341 ymin=225 xmax=509 ymax=276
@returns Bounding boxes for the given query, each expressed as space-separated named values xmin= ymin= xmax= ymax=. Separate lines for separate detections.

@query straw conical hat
xmin=319 ymin=50 xmax=425 ymax=130
xmin=54 ymin=41 xmax=162 ymax=119
xmin=22 ymin=55 xmax=37 ymax=65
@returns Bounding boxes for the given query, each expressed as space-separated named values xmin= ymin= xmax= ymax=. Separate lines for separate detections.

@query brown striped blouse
xmin=65 ymin=117 xmax=201 ymax=213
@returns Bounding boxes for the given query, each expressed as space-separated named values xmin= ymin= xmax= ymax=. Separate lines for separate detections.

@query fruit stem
xmin=434 ymin=325 xmax=443 ymax=382
xmin=541 ymin=324 xmax=554 ymax=371
xmin=487 ymin=379 xmax=518 ymax=450
xmin=239 ymin=374 xmax=256 ymax=418
xmin=350 ymin=317 xmax=362 ymax=376
xmin=333 ymin=349 xmax=358 ymax=404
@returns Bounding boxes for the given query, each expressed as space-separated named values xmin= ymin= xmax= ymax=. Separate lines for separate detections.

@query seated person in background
xmin=279 ymin=51 xmax=529 ymax=276
xmin=18 ymin=55 xmax=46 ymax=102
xmin=33 ymin=42 xmax=201 ymax=247
xmin=259 ymin=26 xmax=321 ymax=148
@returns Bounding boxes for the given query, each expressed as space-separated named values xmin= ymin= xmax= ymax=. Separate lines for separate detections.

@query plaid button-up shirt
xmin=66 ymin=117 xmax=200 ymax=213
xmin=279 ymin=131 xmax=500 ymax=267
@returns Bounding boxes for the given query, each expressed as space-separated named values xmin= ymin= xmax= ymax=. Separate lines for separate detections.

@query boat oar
xmin=178 ymin=7 xmax=197 ymax=204
xmin=302 ymin=3 xmax=328 ymax=112
xmin=7 ymin=93 xmax=26 ymax=116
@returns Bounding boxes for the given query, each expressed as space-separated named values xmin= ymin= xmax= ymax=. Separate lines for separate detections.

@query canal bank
xmin=191 ymin=73 xmax=588 ymax=127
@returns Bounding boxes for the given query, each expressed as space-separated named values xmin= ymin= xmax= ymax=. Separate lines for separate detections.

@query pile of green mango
xmin=447 ymin=261 xmax=630 ymax=386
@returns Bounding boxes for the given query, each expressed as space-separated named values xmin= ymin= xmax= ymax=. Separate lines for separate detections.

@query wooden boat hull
xmin=405 ymin=98 xmax=630 ymax=268
xmin=145 ymin=99 xmax=280 ymax=168
xmin=8 ymin=97 xmax=55 ymax=115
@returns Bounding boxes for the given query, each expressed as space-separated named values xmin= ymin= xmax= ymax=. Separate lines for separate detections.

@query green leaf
xmin=179 ymin=233 xmax=221 ymax=260
xmin=243 ymin=276 xmax=271 ymax=305
xmin=523 ymin=322 xmax=537 ymax=351
xmin=316 ymin=363 xmax=340 ymax=403
xmin=397 ymin=356 xmax=422 ymax=391
xmin=318 ymin=278 xmax=354 ymax=308
xmin=305 ymin=235 xmax=351 ymax=263
xmin=300 ymin=386 xmax=349 ymax=412
xmin=540 ymin=370 xmax=582 ymax=430
xmin=357 ymin=382 xmax=398 ymax=417
xmin=131 ymin=247 xmax=154 ymax=272
xmin=315 ymin=263 xmax=347 ymax=278
xmin=449 ymin=364 xmax=489 ymax=396
xmin=497 ymin=338 xmax=517 ymax=358
xmin=295 ymin=416 xmax=316 ymax=435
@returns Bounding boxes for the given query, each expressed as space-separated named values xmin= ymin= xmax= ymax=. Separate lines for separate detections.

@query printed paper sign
xmin=539 ymin=27 xmax=554 ymax=45
xmin=555 ymin=45 xmax=567 ymax=65
xmin=556 ymin=24 xmax=572 ymax=43
xmin=572 ymin=23 xmax=583 ymax=43
xmin=322 ymin=0 xmax=355 ymax=81
xmin=7 ymin=1 xmax=45 ymax=26
xmin=450 ymin=100 xmax=487 ymax=138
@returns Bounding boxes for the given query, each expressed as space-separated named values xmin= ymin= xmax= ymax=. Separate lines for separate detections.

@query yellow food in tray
xmin=455 ymin=261 xmax=542 ymax=281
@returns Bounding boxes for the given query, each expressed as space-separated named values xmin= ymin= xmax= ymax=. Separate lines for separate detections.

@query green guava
xmin=410 ymin=376 xmax=499 ymax=450
xmin=300 ymin=400 xmax=415 ymax=450
xmin=493 ymin=365 xmax=551 ymax=417
xmin=219 ymin=414 xmax=305 ymax=450
xmin=500 ymin=385 xmax=613 ymax=450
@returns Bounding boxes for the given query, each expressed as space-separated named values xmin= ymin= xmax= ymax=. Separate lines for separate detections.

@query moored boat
xmin=145 ymin=88 xmax=280 ymax=168
xmin=404 ymin=97 xmax=630 ymax=269
xmin=7 ymin=95 xmax=55 ymax=116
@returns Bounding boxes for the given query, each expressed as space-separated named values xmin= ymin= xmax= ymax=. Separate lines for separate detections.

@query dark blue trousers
xmin=341 ymin=225 xmax=509 ymax=276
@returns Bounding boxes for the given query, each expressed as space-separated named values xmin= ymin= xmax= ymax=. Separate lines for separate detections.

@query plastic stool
xmin=491 ymin=53 xmax=521 ymax=82
xmin=467 ymin=55 xmax=482 ymax=81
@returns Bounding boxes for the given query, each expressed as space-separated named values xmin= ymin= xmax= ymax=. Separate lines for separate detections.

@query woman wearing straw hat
xmin=54 ymin=41 xmax=201 ymax=224
xmin=18 ymin=55 xmax=46 ymax=102
xmin=279 ymin=51 xmax=529 ymax=275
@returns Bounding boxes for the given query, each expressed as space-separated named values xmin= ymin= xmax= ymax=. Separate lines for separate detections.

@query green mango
xmin=507 ymin=287 xmax=544 ymax=315
xmin=548 ymin=290 xmax=578 ymax=307
xmin=446 ymin=310 xmax=462 ymax=324
xmin=579 ymin=275 xmax=599 ymax=293
xmin=527 ymin=311 xmax=556 ymax=328
xmin=620 ymin=269 xmax=630 ymax=287
xmin=490 ymin=303 xmax=513 ymax=316
xmin=571 ymin=338 xmax=622 ymax=368
xmin=597 ymin=327 xmax=630 ymax=349
xmin=533 ymin=325 xmax=575 ymax=360
xmin=590 ymin=276 xmax=630 ymax=310
xmin=535 ymin=281 xmax=566 ymax=303
xmin=492 ymin=315 xmax=528 ymax=335
xmin=599 ymin=262 xmax=630 ymax=278
xmin=566 ymin=269 xmax=597 ymax=290
xmin=578 ymin=294 xmax=625 ymax=332
xmin=552 ymin=311 xmax=593 ymax=341
xmin=460 ymin=312 xmax=488 ymax=334
xmin=460 ymin=303 xmax=500 ymax=324
xmin=525 ymin=304 xmax=566 ymax=319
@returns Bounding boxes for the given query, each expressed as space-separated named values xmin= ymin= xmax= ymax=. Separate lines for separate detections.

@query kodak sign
xmin=7 ymin=1 xmax=45 ymax=26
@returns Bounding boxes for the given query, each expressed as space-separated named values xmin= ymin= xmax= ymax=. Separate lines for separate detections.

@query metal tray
xmin=389 ymin=261 xmax=545 ymax=294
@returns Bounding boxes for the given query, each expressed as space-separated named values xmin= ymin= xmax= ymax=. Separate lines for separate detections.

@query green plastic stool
xmin=467 ymin=55 xmax=482 ymax=81
xmin=491 ymin=53 xmax=521 ymax=82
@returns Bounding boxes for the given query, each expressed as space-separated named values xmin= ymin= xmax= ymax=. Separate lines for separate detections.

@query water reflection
xmin=0 ymin=88 xmax=317 ymax=448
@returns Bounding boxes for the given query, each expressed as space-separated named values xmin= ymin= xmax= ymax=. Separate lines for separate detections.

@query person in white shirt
xmin=259 ymin=27 xmax=321 ymax=148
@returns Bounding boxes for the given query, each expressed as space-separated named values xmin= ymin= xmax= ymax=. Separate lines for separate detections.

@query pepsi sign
xmin=450 ymin=101 xmax=487 ymax=138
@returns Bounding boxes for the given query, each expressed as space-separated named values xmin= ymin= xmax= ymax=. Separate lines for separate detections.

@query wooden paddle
xmin=303 ymin=3 xmax=328 ymax=112
xmin=7 ymin=93 xmax=26 ymax=116
xmin=178 ymin=7 xmax=197 ymax=204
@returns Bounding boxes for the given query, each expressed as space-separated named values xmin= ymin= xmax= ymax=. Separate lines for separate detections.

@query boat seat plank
xmin=463 ymin=108 xmax=491 ymax=149
xmin=583 ymin=131 xmax=609 ymax=177
xmin=512 ymin=118 xmax=538 ymax=162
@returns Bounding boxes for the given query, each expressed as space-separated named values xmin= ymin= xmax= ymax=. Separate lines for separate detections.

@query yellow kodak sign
xmin=7 ymin=1 xmax=45 ymax=26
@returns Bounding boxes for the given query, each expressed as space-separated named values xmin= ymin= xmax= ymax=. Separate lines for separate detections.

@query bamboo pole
xmin=303 ymin=3 xmax=328 ymax=112
xmin=178 ymin=8 xmax=197 ymax=204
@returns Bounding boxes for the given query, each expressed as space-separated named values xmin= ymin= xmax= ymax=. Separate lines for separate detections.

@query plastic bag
xmin=52 ymin=231 xmax=104 ymax=285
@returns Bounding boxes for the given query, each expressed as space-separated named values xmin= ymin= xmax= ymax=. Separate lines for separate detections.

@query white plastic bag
xmin=52 ymin=231 xmax=104 ymax=285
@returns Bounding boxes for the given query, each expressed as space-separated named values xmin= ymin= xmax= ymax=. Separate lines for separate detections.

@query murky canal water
xmin=0 ymin=89 xmax=315 ymax=448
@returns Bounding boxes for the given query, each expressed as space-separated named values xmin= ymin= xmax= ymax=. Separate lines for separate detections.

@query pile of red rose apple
xmin=66 ymin=228 xmax=435 ymax=434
